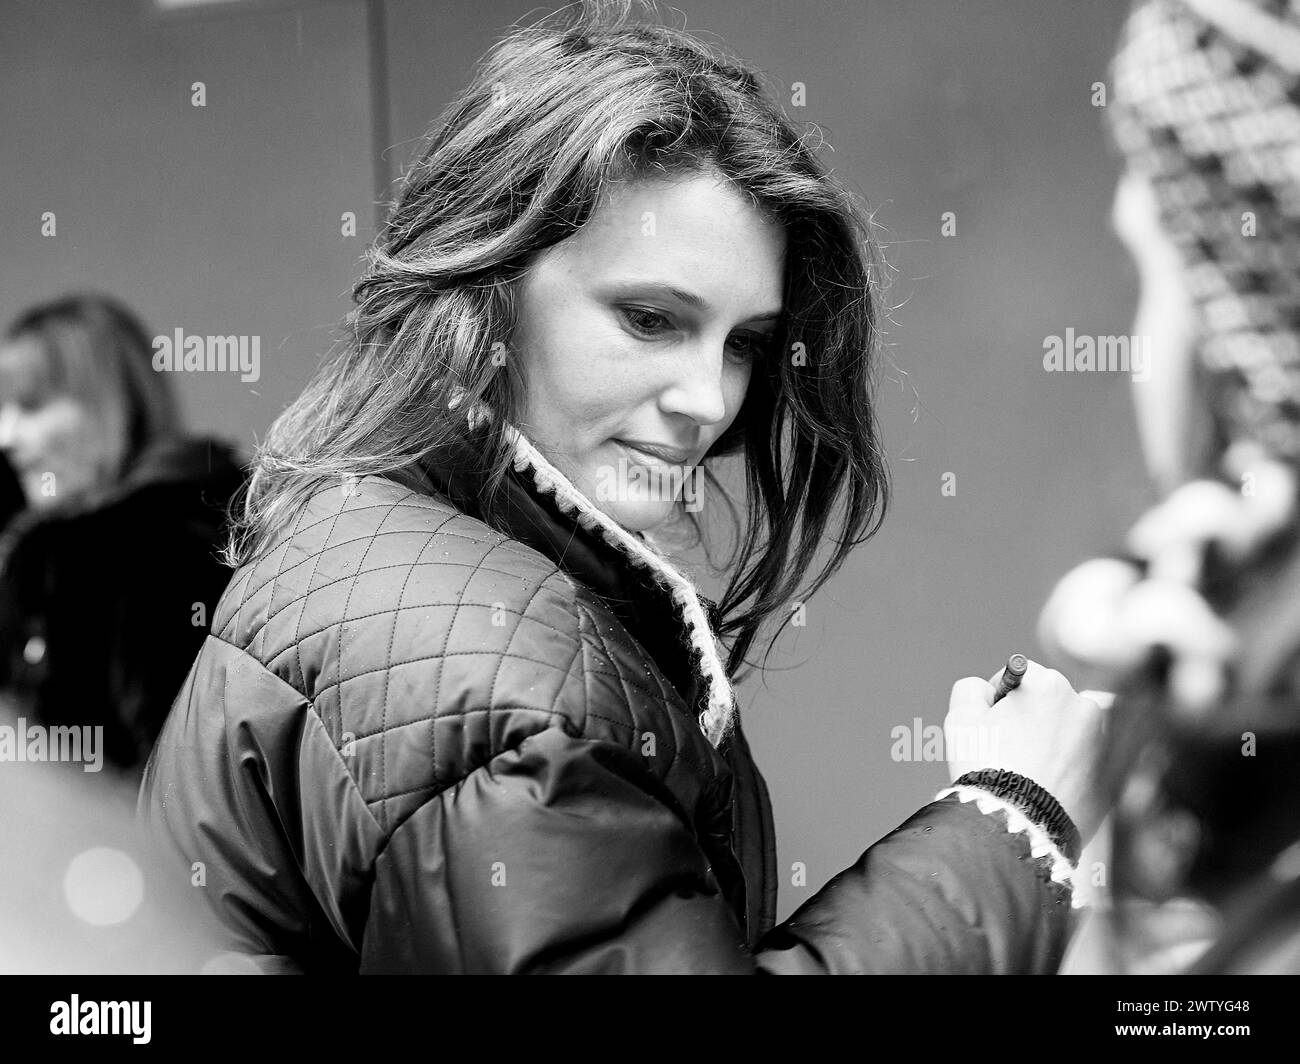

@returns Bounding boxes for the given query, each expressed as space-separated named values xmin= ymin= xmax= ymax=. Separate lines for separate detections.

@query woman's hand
xmin=1037 ymin=450 xmax=1296 ymax=714
xmin=946 ymin=660 xmax=1108 ymax=844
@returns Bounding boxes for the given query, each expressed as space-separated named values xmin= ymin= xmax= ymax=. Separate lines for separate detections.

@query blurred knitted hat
xmin=1108 ymin=0 xmax=1300 ymax=467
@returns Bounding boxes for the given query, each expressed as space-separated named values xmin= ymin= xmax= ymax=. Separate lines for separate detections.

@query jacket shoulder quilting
xmin=209 ymin=476 xmax=714 ymax=826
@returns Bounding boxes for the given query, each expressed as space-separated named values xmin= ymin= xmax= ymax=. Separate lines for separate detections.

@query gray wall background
xmin=2 ymin=0 xmax=1147 ymax=924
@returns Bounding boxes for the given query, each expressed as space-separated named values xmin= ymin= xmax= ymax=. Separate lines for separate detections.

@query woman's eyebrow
xmin=599 ymin=279 xmax=782 ymax=321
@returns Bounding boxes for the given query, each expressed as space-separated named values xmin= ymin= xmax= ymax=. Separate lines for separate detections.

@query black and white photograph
xmin=0 ymin=0 xmax=1296 ymax=1035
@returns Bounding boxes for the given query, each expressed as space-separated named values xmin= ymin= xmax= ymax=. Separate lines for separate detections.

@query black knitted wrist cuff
xmin=952 ymin=769 xmax=1082 ymax=865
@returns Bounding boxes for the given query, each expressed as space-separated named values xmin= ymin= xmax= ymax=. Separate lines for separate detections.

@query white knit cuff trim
xmin=934 ymin=784 xmax=1083 ymax=907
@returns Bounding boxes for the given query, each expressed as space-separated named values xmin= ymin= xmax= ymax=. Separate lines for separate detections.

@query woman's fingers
xmin=947 ymin=658 xmax=1110 ymax=842
xmin=1127 ymin=461 xmax=1297 ymax=577
xmin=1224 ymin=442 xmax=1298 ymax=540
xmin=1127 ymin=480 xmax=1248 ymax=568
xmin=1170 ymin=655 xmax=1229 ymax=714
xmin=1038 ymin=558 xmax=1145 ymax=667
xmin=952 ymin=674 xmax=995 ymax=710
xmin=1118 ymin=578 xmax=1238 ymax=663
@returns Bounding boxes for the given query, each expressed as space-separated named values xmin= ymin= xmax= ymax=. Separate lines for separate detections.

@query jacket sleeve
xmin=359 ymin=724 xmax=1078 ymax=974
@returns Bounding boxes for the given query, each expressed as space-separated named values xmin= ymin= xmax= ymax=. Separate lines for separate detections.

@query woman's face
xmin=510 ymin=169 xmax=786 ymax=532
xmin=0 ymin=338 xmax=103 ymax=508
xmin=1111 ymin=168 xmax=1202 ymax=495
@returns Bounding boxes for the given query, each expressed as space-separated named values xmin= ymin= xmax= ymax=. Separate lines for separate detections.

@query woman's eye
xmin=619 ymin=307 xmax=770 ymax=363
xmin=726 ymin=333 xmax=772 ymax=363
xmin=620 ymin=307 xmax=671 ymax=336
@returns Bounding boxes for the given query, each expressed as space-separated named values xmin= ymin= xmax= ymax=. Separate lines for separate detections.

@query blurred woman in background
xmin=0 ymin=294 xmax=244 ymax=777
xmin=1041 ymin=0 xmax=1300 ymax=973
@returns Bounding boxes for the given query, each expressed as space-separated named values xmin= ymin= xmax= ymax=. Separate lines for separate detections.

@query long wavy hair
xmin=228 ymin=0 xmax=891 ymax=681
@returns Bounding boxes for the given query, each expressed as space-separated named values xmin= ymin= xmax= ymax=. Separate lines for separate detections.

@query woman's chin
xmin=599 ymin=497 xmax=676 ymax=535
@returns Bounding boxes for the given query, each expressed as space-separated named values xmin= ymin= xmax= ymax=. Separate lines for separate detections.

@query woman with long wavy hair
xmin=141 ymin=0 xmax=1105 ymax=973
xmin=0 ymin=294 xmax=244 ymax=777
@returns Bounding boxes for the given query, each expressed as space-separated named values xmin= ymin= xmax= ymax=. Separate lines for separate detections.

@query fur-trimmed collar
xmin=425 ymin=404 xmax=737 ymax=748
xmin=501 ymin=425 xmax=737 ymax=747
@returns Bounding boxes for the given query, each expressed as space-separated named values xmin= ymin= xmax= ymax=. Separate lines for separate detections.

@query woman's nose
xmin=657 ymin=341 xmax=730 ymax=427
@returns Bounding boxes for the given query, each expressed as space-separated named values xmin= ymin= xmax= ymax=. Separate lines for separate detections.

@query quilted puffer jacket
xmin=140 ymin=425 xmax=1082 ymax=973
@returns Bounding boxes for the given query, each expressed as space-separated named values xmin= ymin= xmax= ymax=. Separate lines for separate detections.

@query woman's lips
xmin=612 ymin=438 xmax=691 ymax=465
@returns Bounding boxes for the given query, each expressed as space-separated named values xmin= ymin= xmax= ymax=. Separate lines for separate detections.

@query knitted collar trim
xmin=497 ymin=422 xmax=737 ymax=748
